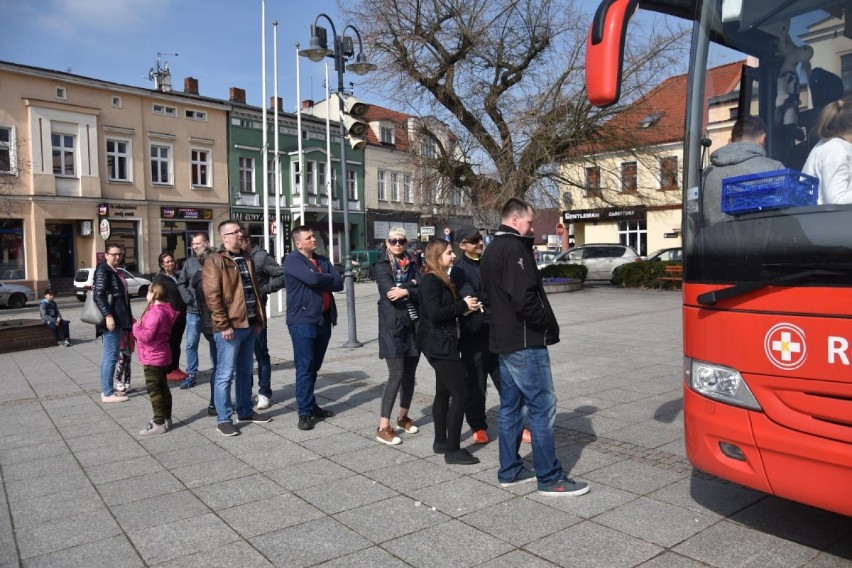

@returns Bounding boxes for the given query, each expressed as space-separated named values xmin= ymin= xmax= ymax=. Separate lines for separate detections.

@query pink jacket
xmin=132 ymin=303 xmax=179 ymax=367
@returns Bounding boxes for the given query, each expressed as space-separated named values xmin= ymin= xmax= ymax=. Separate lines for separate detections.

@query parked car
xmin=643 ymin=247 xmax=682 ymax=262
xmin=0 ymin=282 xmax=36 ymax=309
xmin=74 ymin=267 xmax=151 ymax=302
xmin=552 ymin=243 xmax=640 ymax=282
xmin=535 ymin=249 xmax=562 ymax=270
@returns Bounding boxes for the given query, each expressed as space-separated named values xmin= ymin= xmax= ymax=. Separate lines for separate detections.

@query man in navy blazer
xmin=283 ymin=225 xmax=344 ymax=430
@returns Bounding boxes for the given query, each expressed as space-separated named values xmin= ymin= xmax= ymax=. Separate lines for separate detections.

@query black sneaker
xmin=217 ymin=422 xmax=239 ymax=437
xmin=207 ymin=406 xmax=217 ymax=417
xmin=444 ymin=448 xmax=480 ymax=465
xmin=237 ymin=412 xmax=271 ymax=423
xmin=432 ymin=440 xmax=449 ymax=454
xmin=537 ymin=474 xmax=590 ymax=497
xmin=312 ymin=406 xmax=335 ymax=419
xmin=297 ymin=415 xmax=316 ymax=430
xmin=499 ymin=468 xmax=537 ymax=487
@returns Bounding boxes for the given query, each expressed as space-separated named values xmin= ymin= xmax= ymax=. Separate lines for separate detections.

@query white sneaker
xmin=139 ymin=420 xmax=167 ymax=436
xmin=256 ymin=394 xmax=271 ymax=410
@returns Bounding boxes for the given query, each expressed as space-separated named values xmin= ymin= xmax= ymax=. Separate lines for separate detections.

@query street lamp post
xmin=300 ymin=14 xmax=375 ymax=349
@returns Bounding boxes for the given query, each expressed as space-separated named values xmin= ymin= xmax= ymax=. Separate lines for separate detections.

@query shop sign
xmin=563 ymin=207 xmax=646 ymax=223
xmin=231 ymin=211 xmax=291 ymax=223
xmin=99 ymin=218 xmax=111 ymax=240
xmin=110 ymin=204 xmax=138 ymax=218
xmin=161 ymin=207 xmax=213 ymax=220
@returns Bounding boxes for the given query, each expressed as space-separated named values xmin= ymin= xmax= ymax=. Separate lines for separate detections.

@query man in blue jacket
xmin=284 ymin=225 xmax=343 ymax=430
xmin=480 ymin=197 xmax=590 ymax=497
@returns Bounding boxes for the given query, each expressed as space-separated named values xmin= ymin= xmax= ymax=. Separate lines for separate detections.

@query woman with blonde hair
xmin=418 ymin=239 xmax=481 ymax=465
xmin=133 ymin=281 xmax=180 ymax=435
xmin=374 ymin=228 xmax=421 ymax=445
xmin=803 ymin=94 xmax=852 ymax=204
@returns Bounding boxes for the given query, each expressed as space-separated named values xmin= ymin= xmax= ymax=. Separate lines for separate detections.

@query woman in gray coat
xmin=374 ymin=228 xmax=421 ymax=445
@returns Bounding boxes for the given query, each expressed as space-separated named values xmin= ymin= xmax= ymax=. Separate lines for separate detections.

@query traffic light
xmin=340 ymin=94 xmax=370 ymax=150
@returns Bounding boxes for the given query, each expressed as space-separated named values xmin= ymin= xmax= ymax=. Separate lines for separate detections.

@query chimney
xmin=229 ymin=87 xmax=246 ymax=104
xmin=270 ymin=96 xmax=283 ymax=112
xmin=184 ymin=77 xmax=199 ymax=95
xmin=302 ymin=99 xmax=314 ymax=110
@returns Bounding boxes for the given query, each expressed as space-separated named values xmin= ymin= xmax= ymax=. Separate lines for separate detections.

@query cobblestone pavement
xmin=0 ymin=283 xmax=850 ymax=567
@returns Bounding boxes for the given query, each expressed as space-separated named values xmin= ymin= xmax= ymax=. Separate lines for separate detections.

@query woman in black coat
xmin=418 ymin=238 xmax=480 ymax=465
xmin=374 ymin=228 xmax=421 ymax=446
xmin=152 ymin=251 xmax=187 ymax=381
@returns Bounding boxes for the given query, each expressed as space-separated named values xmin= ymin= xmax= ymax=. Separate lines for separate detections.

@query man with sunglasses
xmin=451 ymin=224 xmax=500 ymax=445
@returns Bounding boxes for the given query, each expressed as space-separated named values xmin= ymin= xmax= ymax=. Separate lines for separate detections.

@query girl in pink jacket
xmin=133 ymin=282 xmax=180 ymax=436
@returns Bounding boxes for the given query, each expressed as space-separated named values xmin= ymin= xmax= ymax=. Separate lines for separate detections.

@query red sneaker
xmin=521 ymin=429 xmax=532 ymax=444
xmin=166 ymin=370 xmax=184 ymax=381
xmin=472 ymin=430 xmax=489 ymax=444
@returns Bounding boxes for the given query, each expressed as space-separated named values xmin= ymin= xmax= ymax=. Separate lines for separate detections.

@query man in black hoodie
xmin=480 ymin=197 xmax=589 ymax=497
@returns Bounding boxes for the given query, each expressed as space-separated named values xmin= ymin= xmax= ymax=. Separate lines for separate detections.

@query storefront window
xmin=161 ymin=221 xmax=211 ymax=266
xmin=107 ymin=220 xmax=140 ymax=273
xmin=618 ymin=219 xmax=647 ymax=256
xmin=0 ymin=219 xmax=25 ymax=280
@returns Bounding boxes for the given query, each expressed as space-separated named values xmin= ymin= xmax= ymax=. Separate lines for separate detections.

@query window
xmin=191 ymin=149 xmax=210 ymax=187
xmin=843 ymin=54 xmax=852 ymax=94
xmin=421 ymin=138 xmax=436 ymax=159
xmin=0 ymin=127 xmax=11 ymax=173
xmin=106 ymin=139 xmax=131 ymax=182
xmin=306 ymin=161 xmax=315 ymax=194
xmin=55 ymin=86 xmax=66 ymax=100
xmin=0 ymin=220 xmax=24 ymax=280
xmin=380 ymin=126 xmax=394 ymax=144
xmin=377 ymin=170 xmax=386 ymax=201
xmin=621 ymin=161 xmax=637 ymax=193
xmin=404 ymin=175 xmax=413 ymax=202
xmin=318 ymin=163 xmax=326 ymax=194
xmin=293 ymin=161 xmax=301 ymax=194
xmin=659 ymin=156 xmax=678 ymax=190
xmin=268 ymin=159 xmax=276 ymax=194
xmin=150 ymin=144 xmax=172 ymax=184
xmin=618 ymin=220 xmax=647 ymax=256
xmin=153 ymin=104 xmax=177 ymax=117
xmin=111 ymin=96 xmax=122 ymax=108
xmin=239 ymin=157 xmax=255 ymax=193
xmin=185 ymin=109 xmax=207 ymax=121
xmin=391 ymin=172 xmax=400 ymax=201
xmin=51 ymin=133 xmax=75 ymax=176
xmin=584 ymin=165 xmax=600 ymax=194
xmin=347 ymin=169 xmax=357 ymax=200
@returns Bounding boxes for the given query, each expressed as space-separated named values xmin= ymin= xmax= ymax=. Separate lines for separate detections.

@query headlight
xmin=684 ymin=357 xmax=762 ymax=411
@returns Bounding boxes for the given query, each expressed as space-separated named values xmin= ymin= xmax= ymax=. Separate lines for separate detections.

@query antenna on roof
xmin=146 ymin=52 xmax=178 ymax=92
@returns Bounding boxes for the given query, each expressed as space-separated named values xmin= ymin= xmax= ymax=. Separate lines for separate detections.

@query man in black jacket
xmin=480 ymin=197 xmax=590 ymax=497
xmin=451 ymin=223 xmax=500 ymax=445
xmin=241 ymin=231 xmax=285 ymax=410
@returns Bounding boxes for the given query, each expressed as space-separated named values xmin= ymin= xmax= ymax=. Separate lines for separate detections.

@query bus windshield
xmin=686 ymin=0 xmax=852 ymax=289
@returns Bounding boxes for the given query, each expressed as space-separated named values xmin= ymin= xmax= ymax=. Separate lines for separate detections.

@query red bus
xmin=586 ymin=0 xmax=852 ymax=516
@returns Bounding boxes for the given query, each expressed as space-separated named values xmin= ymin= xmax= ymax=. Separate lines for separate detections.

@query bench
xmin=657 ymin=264 xmax=683 ymax=289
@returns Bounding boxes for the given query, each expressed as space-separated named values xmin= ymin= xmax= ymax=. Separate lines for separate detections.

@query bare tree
xmin=344 ymin=0 xmax=689 ymax=216
xmin=0 ymin=135 xmax=26 ymax=218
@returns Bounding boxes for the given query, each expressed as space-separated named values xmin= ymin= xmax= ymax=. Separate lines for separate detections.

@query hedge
xmin=540 ymin=263 xmax=587 ymax=281
xmin=612 ymin=261 xmax=681 ymax=289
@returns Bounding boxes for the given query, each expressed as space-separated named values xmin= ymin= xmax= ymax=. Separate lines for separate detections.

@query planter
xmin=0 ymin=319 xmax=57 ymax=353
xmin=542 ymin=278 xmax=583 ymax=294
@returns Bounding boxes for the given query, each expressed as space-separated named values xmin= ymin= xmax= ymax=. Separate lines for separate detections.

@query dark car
xmin=643 ymin=247 xmax=682 ymax=262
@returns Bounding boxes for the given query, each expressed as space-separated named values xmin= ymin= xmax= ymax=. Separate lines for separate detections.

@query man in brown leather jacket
xmin=202 ymin=219 xmax=270 ymax=437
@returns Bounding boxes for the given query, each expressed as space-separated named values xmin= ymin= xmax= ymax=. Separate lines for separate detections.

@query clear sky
xmin=0 ymin=0 xmax=380 ymax=111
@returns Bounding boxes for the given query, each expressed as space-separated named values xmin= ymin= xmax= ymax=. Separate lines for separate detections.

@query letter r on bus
xmin=828 ymin=336 xmax=849 ymax=365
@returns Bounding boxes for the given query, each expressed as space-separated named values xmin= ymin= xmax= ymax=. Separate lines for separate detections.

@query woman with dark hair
xmin=418 ymin=239 xmax=481 ymax=465
xmin=374 ymin=227 xmax=421 ymax=446
xmin=152 ymin=251 xmax=187 ymax=381
xmin=94 ymin=244 xmax=134 ymax=403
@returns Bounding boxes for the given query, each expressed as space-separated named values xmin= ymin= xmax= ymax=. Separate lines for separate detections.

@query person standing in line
xmin=203 ymin=220 xmax=270 ymax=437
xmin=418 ymin=238 xmax=481 ymax=465
xmin=803 ymin=95 xmax=852 ymax=204
xmin=93 ymin=244 xmax=134 ymax=403
xmin=177 ymin=232 xmax=210 ymax=390
xmin=450 ymin=224 xmax=500 ymax=445
xmin=133 ymin=282 xmax=179 ymax=436
xmin=374 ymin=227 xmax=421 ymax=446
xmin=192 ymin=246 xmax=219 ymax=417
xmin=240 ymin=230 xmax=285 ymax=410
xmin=40 ymin=288 xmax=71 ymax=347
xmin=480 ymin=197 xmax=590 ymax=496
xmin=153 ymin=252 xmax=188 ymax=382
xmin=283 ymin=226 xmax=342 ymax=431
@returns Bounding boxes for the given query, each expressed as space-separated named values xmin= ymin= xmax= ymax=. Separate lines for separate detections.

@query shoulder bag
xmin=81 ymin=292 xmax=113 ymax=325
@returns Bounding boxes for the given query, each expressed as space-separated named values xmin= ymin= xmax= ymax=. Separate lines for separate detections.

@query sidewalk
xmin=0 ymin=283 xmax=850 ymax=567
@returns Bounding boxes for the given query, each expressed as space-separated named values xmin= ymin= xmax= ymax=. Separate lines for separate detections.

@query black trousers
xmin=460 ymin=335 xmax=500 ymax=431
xmin=427 ymin=356 xmax=468 ymax=451
xmin=380 ymin=356 xmax=420 ymax=419
xmin=168 ymin=314 xmax=186 ymax=373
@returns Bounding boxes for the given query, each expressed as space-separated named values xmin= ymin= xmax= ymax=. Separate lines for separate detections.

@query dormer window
xmin=639 ymin=112 xmax=663 ymax=128
xmin=380 ymin=125 xmax=395 ymax=144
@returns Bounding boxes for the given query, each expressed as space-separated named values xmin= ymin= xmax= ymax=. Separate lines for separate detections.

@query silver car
xmin=74 ymin=268 xmax=151 ymax=301
xmin=553 ymin=243 xmax=640 ymax=282
xmin=0 ymin=282 xmax=36 ymax=309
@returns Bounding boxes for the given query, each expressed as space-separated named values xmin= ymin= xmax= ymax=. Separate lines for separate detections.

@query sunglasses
xmin=388 ymin=238 xmax=407 ymax=246
xmin=462 ymin=236 xmax=483 ymax=245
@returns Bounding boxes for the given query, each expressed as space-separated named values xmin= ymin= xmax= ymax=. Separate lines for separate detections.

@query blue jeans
xmin=213 ymin=327 xmax=256 ymax=423
xmin=100 ymin=328 xmax=121 ymax=396
xmin=254 ymin=326 xmax=272 ymax=398
xmin=288 ymin=317 xmax=332 ymax=416
xmin=497 ymin=348 xmax=563 ymax=488
xmin=185 ymin=312 xmax=201 ymax=378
